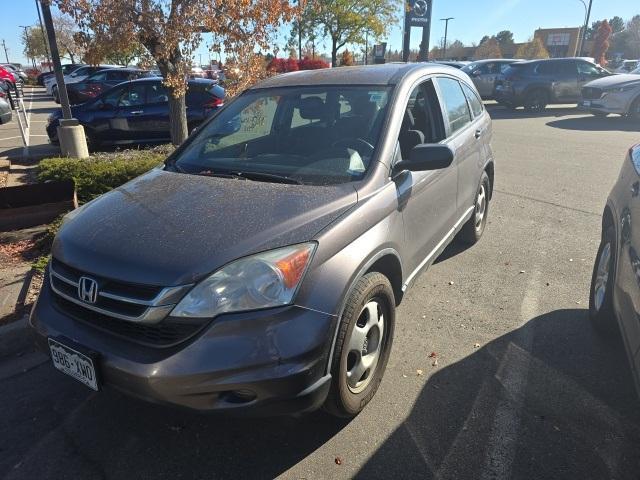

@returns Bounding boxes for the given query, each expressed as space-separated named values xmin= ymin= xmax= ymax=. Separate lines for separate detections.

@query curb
xmin=0 ymin=315 xmax=32 ymax=358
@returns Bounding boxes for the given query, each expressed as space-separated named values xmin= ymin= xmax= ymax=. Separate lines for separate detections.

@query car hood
xmin=52 ymin=168 xmax=358 ymax=286
xmin=584 ymin=74 xmax=640 ymax=89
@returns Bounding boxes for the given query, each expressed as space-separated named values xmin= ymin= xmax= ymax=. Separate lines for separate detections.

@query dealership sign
xmin=407 ymin=0 xmax=432 ymax=27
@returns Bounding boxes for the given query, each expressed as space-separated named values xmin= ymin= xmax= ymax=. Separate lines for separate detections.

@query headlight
xmin=171 ymin=243 xmax=316 ymax=318
xmin=608 ymin=83 xmax=640 ymax=94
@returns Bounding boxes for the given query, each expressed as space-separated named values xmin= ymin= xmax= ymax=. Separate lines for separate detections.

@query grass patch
xmin=37 ymin=145 xmax=173 ymax=204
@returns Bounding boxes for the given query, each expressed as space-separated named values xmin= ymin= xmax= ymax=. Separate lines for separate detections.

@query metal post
xmin=39 ymin=1 xmax=72 ymax=120
xmin=440 ymin=17 xmax=453 ymax=59
xmin=579 ymin=0 xmax=593 ymax=57
xmin=35 ymin=0 xmax=52 ymax=70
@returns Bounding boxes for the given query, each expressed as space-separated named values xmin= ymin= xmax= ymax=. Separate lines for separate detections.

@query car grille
xmin=582 ymin=87 xmax=604 ymax=100
xmin=49 ymin=258 xmax=198 ymax=347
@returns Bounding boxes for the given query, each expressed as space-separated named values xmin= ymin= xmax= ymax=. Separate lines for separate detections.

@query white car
xmin=46 ymin=65 xmax=120 ymax=100
xmin=581 ymin=73 xmax=640 ymax=120
xmin=614 ymin=60 xmax=639 ymax=74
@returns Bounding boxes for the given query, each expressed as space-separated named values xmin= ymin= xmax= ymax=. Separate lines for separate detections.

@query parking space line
xmin=494 ymin=189 xmax=600 ymax=217
xmin=22 ymin=87 xmax=34 ymax=158
xmin=480 ymin=270 xmax=540 ymax=480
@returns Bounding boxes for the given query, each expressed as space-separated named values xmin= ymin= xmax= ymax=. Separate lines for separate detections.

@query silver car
xmin=581 ymin=73 xmax=640 ymax=120
xmin=589 ymin=144 xmax=640 ymax=397
xmin=462 ymin=59 xmax=520 ymax=99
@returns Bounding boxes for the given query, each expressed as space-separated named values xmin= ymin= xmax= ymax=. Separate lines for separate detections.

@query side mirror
xmin=394 ymin=144 xmax=454 ymax=172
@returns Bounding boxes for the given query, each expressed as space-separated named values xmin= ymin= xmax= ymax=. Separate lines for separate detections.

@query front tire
xmin=524 ymin=89 xmax=548 ymax=112
xmin=589 ymin=225 xmax=619 ymax=337
xmin=459 ymin=171 xmax=490 ymax=245
xmin=324 ymin=272 xmax=395 ymax=418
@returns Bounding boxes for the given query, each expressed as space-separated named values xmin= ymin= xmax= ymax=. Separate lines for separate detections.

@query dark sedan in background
xmin=47 ymin=77 xmax=224 ymax=149
xmin=66 ymin=68 xmax=152 ymax=105
xmin=494 ymin=58 xmax=610 ymax=111
xmin=590 ymin=144 xmax=640 ymax=398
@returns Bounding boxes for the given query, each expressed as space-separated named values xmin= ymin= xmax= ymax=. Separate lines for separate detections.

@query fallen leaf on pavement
xmin=428 ymin=352 xmax=437 ymax=358
xmin=416 ymin=369 xmax=424 ymax=376
xmin=335 ymin=457 xmax=342 ymax=465
xmin=473 ymin=343 xmax=480 ymax=348
xmin=432 ymin=359 xmax=438 ymax=366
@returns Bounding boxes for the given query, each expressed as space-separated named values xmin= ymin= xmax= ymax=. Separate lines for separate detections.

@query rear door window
xmin=146 ymin=83 xmax=168 ymax=104
xmin=461 ymin=82 xmax=483 ymax=118
xmin=535 ymin=62 xmax=557 ymax=75
xmin=557 ymin=60 xmax=577 ymax=75
xmin=436 ymin=77 xmax=472 ymax=136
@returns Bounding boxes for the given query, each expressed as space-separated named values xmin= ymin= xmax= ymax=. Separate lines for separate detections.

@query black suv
xmin=494 ymin=58 xmax=610 ymax=111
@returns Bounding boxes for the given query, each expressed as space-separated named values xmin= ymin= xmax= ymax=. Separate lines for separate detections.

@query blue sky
xmin=2 ymin=1 xmax=638 ymax=67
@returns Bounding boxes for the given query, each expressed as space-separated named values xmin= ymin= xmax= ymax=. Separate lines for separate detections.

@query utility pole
xmin=579 ymin=0 xmax=593 ymax=57
xmin=35 ymin=0 xmax=52 ymax=70
xmin=365 ymin=30 xmax=369 ymax=65
xmin=1 ymin=40 xmax=8 ymax=63
xmin=40 ymin=0 xmax=88 ymax=158
xmin=440 ymin=17 xmax=454 ymax=60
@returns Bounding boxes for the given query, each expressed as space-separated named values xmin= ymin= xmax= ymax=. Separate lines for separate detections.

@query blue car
xmin=47 ymin=78 xmax=224 ymax=149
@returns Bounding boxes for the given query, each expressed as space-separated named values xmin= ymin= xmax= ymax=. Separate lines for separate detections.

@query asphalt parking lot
xmin=1 ymin=105 xmax=640 ymax=479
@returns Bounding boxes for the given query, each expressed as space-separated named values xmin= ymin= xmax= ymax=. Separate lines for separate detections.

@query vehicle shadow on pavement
xmin=1 ymin=362 xmax=349 ymax=479
xmin=546 ymin=116 xmax=640 ymax=132
xmin=356 ymin=309 xmax=640 ymax=480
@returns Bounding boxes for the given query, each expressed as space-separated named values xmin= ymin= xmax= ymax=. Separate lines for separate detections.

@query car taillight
xmin=204 ymin=97 xmax=223 ymax=108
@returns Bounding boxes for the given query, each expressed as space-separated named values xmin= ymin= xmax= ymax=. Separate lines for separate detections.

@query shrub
xmin=37 ymin=145 xmax=173 ymax=204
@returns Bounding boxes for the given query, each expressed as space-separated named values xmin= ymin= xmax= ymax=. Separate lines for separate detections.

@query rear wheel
xmin=459 ymin=171 xmax=490 ymax=245
xmin=524 ymin=89 xmax=548 ymax=112
xmin=324 ymin=272 xmax=395 ymax=418
xmin=589 ymin=225 xmax=619 ymax=337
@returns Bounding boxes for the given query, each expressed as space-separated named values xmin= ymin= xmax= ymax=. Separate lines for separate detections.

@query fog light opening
xmin=222 ymin=389 xmax=257 ymax=404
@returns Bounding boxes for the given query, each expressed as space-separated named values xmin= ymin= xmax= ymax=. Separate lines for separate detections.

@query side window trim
xmin=460 ymin=81 xmax=484 ymax=120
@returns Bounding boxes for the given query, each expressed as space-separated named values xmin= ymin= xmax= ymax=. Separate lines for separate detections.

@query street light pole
xmin=440 ymin=17 xmax=454 ymax=60
xmin=40 ymin=0 xmax=88 ymax=158
xmin=579 ymin=0 xmax=593 ymax=57
xmin=35 ymin=0 xmax=52 ymax=70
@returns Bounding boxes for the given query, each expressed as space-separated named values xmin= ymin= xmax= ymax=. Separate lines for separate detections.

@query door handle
xmin=130 ymin=110 xmax=143 ymax=115
xmin=475 ymin=129 xmax=482 ymax=139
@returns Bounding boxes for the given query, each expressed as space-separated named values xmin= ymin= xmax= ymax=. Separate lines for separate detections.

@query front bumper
xmin=30 ymin=279 xmax=337 ymax=415
xmin=579 ymin=92 xmax=634 ymax=115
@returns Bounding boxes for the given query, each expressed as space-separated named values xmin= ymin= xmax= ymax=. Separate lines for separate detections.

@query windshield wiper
xmin=229 ymin=171 xmax=303 ymax=185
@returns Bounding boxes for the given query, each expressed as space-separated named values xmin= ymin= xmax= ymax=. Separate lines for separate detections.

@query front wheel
xmin=458 ymin=171 xmax=490 ymax=245
xmin=324 ymin=272 xmax=395 ymax=418
xmin=589 ymin=225 xmax=619 ymax=338
xmin=524 ymin=89 xmax=548 ymax=112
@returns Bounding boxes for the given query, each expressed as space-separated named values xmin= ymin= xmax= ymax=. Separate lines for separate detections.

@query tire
xmin=628 ymin=97 xmax=640 ymax=122
xmin=324 ymin=272 xmax=395 ymax=418
xmin=524 ymin=89 xmax=548 ymax=112
xmin=589 ymin=225 xmax=619 ymax=337
xmin=458 ymin=171 xmax=490 ymax=245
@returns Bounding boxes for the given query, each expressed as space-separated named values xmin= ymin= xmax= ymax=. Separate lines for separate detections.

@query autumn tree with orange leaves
xmin=591 ymin=19 xmax=612 ymax=66
xmin=55 ymin=0 xmax=294 ymax=145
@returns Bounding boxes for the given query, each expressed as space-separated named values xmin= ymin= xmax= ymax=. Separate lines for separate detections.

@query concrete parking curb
xmin=0 ymin=315 xmax=32 ymax=358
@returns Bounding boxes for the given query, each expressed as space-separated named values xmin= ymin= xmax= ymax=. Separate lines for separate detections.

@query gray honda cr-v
xmin=30 ymin=63 xmax=494 ymax=417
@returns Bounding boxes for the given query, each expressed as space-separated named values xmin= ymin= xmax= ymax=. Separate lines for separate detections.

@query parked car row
xmin=46 ymin=77 xmax=225 ymax=149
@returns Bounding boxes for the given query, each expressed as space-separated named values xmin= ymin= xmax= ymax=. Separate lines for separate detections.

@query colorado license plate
xmin=48 ymin=338 xmax=99 ymax=391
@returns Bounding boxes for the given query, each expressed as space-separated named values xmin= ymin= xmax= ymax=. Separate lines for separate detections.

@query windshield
xmin=171 ymin=85 xmax=392 ymax=185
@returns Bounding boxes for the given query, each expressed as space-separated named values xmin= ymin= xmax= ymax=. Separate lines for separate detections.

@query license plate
xmin=582 ymin=100 xmax=591 ymax=107
xmin=48 ymin=338 xmax=99 ymax=391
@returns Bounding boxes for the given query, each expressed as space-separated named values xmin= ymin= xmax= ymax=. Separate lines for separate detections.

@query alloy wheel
xmin=475 ymin=184 xmax=487 ymax=231
xmin=346 ymin=300 xmax=385 ymax=394
xmin=593 ymin=242 xmax=611 ymax=312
